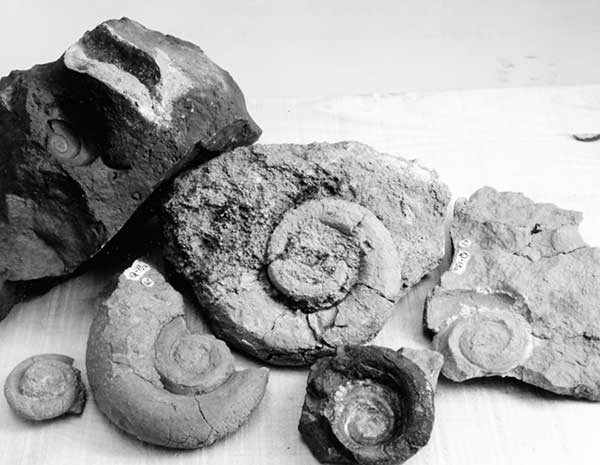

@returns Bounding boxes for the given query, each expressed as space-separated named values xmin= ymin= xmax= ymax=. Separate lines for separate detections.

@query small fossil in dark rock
xmin=298 ymin=345 xmax=438 ymax=465
xmin=0 ymin=17 xmax=261 ymax=320
xmin=4 ymin=354 xmax=86 ymax=421
xmin=86 ymin=259 xmax=268 ymax=449
xmin=426 ymin=186 xmax=600 ymax=400
xmin=163 ymin=142 xmax=450 ymax=366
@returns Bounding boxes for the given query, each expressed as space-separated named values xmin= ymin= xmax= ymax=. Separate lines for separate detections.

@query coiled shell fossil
xmin=433 ymin=308 xmax=533 ymax=381
xmin=86 ymin=259 xmax=269 ymax=448
xmin=4 ymin=354 xmax=86 ymax=421
xmin=163 ymin=142 xmax=450 ymax=365
xmin=298 ymin=345 xmax=437 ymax=465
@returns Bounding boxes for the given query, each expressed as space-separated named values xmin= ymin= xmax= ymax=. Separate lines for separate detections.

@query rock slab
xmin=163 ymin=142 xmax=450 ymax=365
xmin=0 ymin=17 xmax=261 ymax=318
xmin=426 ymin=186 xmax=600 ymax=400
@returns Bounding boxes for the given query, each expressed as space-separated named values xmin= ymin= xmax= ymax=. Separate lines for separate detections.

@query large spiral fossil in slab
xmin=298 ymin=345 xmax=438 ymax=465
xmin=86 ymin=260 xmax=269 ymax=449
xmin=4 ymin=354 xmax=86 ymax=421
xmin=163 ymin=142 xmax=450 ymax=365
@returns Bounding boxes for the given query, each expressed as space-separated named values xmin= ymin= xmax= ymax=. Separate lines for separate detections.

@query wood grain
xmin=1 ymin=85 xmax=600 ymax=465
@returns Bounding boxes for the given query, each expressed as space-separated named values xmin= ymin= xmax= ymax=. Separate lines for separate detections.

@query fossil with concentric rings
xmin=163 ymin=142 xmax=450 ymax=365
xmin=298 ymin=345 xmax=439 ymax=465
xmin=426 ymin=187 xmax=600 ymax=400
xmin=86 ymin=259 xmax=269 ymax=448
xmin=4 ymin=353 xmax=86 ymax=421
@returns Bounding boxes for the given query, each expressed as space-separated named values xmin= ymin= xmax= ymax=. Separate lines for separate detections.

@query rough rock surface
xmin=298 ymin=345 xmax=436 ymax=465
xmin=426 ymin=186 xmax=600 ymax=400
xmin=397 ymin=347 xmax=444 ymax=389
xmin=0 ymin=17 xmax=261 ymax=319
xmin=86 ymin=259 xmax=269 ymax=448
xmin=163 ymin=142 xmax=450 ymax=365
xmin=4 ymin=353 xmax=86 ymax=421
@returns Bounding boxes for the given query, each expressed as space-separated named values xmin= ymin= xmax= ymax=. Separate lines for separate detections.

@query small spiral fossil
xmin=47 ymin=119 xmax=98 ymax=166
xmin=433 ymin=308 xmax=533 ymax=380
xmin=299 ymin=345 xmax=436 ymax=465
xmin=4 ymin=354 xmax=86 ymax=421
xmin=163 ymin=142 xmax=450 ymax=365
xmin=86 ymin=260 xmax=269 ymax=449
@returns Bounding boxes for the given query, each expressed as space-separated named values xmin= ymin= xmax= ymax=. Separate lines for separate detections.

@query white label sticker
xmin=451 ymin=249 xmax=471 ymax=275
xmin=123 ymin=260 xmax=151 ymax=281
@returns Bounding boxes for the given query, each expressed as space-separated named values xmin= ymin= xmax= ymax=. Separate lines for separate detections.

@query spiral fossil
xmin=86 ymin=260 xmax=269 ymax=448
xmin=46 ymin=119 xmax=98 ymax=166
xmin=298 ymin=345 xmax=437 ymax=465
xmin=4 ymin=354 xmax=86 ymax=421
xmin=163 ymin=142 xmax=450 ymax=365
xmin=433 ymin=307 xmax=533 ymax=381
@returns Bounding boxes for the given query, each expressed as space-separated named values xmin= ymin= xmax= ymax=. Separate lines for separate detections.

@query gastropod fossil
xmin=86 ymin=259 xmax=269 ymax=449
xmin=46 ymin=120 xmax=98 ymax=166
xmin=298 ymin=345 xmax=439 ymax=465
xmin=4 ymin=353 xmax=86 ymax=421
xmin=432 ymin=307 xmax=533 ymax=381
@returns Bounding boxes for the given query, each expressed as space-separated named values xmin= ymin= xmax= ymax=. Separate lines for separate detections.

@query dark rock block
xmin=298 ymin=345 xmax=437 ymax=465
xmin=0 ymin=17 xmax=261 ymax=318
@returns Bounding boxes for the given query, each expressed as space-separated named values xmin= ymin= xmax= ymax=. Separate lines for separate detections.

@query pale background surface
xmin=2 ymin=0 xmax=600 ymax=98
xmin=2 ymin=2 xmax=600 ymax=465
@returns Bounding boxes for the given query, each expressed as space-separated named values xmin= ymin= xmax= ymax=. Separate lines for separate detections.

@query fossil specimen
xmin=298 ymin=345 xmax=438 ymax=465
xmin=86 ymin=259 xmax=269 ymax=448
xmin=163 ymin=142 xmax=450 ymax=365
xmin=0 ymin=17 xmax=261 ymax=319
xmin=426 ymin=187 xmax=600 ymax=400
xmin=4 ymin=354 xmax=86 ymax=421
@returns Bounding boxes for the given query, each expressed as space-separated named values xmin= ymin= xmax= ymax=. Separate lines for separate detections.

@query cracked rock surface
xmin=86 ymin=259 xmax=269 ymax=449
xmin=426 ymin=186 xmax=600 ymax=400
xmin=0 ymin=17 xmax=261 ymax=319
xmin=298 ymin=345 xmax=437 ymax=465
xmin=163 ymin=142 xmax=450 ymax=365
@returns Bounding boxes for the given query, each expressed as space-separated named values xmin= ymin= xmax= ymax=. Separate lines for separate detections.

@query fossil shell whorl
xmin=328 ymin=380 xmax=400 ymax=453
xmin=299 ymin=345 xmax=435 ymax=465
xmin=86 ymin=260 xmax=269 ymax=449
xmin=4 ymin=354 xmax=86 ymax=421
xmin=433 ymin=308 xmax=533 ymax=381
xmin=266 ymin=198 xmax=399 ymax=312
xmin=154 ymin=317 xmax=235 ymax=395
xmin=46 ymin=120 xmax=98 ymax=166
xmin=163 ymin=142 xmax=450 ymax=366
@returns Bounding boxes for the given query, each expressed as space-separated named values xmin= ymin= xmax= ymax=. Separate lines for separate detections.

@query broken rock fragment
xmin=298 ymin=345 xmax=438 ymax=465
xmin=162 ymin=142 xmax=450 ymax=366
xmin=426 ymin=186 xmax=600 ymax=400
xmin=0 ymin=17 xmax=261 ymax=319
xmin=86 ymin=259 xmax=269 ymax=448
xmin=4 ymin=354 xmax=86 ymax=421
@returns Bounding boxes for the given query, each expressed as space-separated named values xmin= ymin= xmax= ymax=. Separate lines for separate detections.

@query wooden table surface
xmin=1 ymin=85 xmax=600 ymax=465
